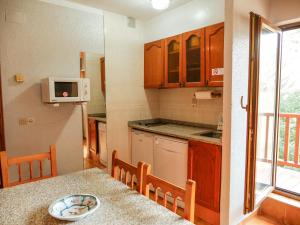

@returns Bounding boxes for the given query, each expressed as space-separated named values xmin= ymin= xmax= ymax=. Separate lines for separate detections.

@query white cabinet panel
xmin=98 ymin=122 xmax=107 ymax=166
xmin=131 ymin=130 xmax=154 ymax=170
xmin=154 ymin=135 xmax=188 ymax=188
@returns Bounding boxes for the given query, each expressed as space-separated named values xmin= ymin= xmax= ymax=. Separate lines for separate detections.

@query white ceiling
xmin=68 ymin=0 xmax=193 ymax=20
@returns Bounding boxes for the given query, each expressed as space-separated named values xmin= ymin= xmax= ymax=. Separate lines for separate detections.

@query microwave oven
xmin=41 ymin=77 xmax=90 ymax=103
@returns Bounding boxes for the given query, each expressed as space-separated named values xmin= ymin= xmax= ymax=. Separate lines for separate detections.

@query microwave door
xmin=53 ymin=81 xmax=81 ymax=102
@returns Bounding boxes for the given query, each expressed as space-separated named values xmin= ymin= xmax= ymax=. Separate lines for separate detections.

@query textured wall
xmin=144 ymin=0 xmax=224 ymax=42
xmin=159 ymin=88 xmax=223 ymax=125
xmin=270 ymin=0 xmax=300 ymax=24
xmin=104 ymin=11 xmax=159 ymax=170
xmin=222 ymin=0 xmax=271 ymax=224
xmin=86 ymin=52 xmax=106 ymax=114
xmin=0 ymin=0 xmax=103 ymax=175
xmin=143 ymin=0 xmax=224 ymax=126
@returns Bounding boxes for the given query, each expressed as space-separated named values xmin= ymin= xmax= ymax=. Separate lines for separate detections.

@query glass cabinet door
xmin=165 ymin=35 xmax=182 ymax=88
xmin=183 ymin=29 xmax=205 ymax=87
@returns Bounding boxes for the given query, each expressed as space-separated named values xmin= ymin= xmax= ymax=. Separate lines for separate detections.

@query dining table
xmin=0 ymin=168 xmax=193 ymax=225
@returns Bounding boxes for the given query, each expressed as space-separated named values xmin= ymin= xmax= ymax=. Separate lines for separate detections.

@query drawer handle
xmin=159 ymin=148 xmax=182 ymax=154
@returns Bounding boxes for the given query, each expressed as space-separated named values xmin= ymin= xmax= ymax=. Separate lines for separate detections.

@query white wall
xmin=221 ymin=0 xmax=271 ymax=224
xmin=104 ymin=11 xmax=159 ymax=170
xmin=144 ymin=0 xmax=224 ymax=42
xmin=0 ymin=0 xmax=103 ymax=175
xmin=270 ymin=0 xmax=300 ymax=24
xmin=86 ymin=52 xmax=106 ymax=114
xmin=143 ymin=0 xmax=224 ymax=126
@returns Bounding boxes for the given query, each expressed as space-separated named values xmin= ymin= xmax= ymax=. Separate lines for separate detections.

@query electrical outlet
xmin=19 ymin=118 xmax=27 ymax=126
xmin=27 ymin=117 xmax=35 ymax=124
xmin=19 ymin=117 xmax=35 ymax=126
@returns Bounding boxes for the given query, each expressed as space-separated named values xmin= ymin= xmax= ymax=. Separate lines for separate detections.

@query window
xmin=275 ymin=27 xmax=300 ymax=196
xmin=244 ymin=13 xmax=281 ymax=213
xmin=244 ymin=13 xmax=300 ymax=213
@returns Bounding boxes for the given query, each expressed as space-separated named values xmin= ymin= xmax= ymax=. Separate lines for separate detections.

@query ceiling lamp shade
xmin=151 ymin=0 xmax=170 ymax=10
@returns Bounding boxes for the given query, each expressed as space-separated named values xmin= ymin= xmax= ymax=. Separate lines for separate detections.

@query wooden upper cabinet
xmin=188 ymin=140 xmax=222 ymax=212
xmin=88 ymin=118 xmax=98 ymax=155
xmin=164 ymin=35 xmax=182 ymax=88
xmin=205 ymin=22 xmax=224 ymax=87
xmin=182 ymin=28 xmax=205 ymax=87
xmin=144 ymin=22 xmax=224 ymax=89
xmin=144 ymin=40 xmax=165 ymax=88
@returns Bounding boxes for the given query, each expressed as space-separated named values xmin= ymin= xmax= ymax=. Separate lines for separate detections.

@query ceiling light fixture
xmin=151 ymin=0 xmax=170 ymax=10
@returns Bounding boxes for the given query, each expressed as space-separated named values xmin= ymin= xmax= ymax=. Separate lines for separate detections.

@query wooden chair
xmin=0 ymin=145 xmax=57 ymax=188
xmin=142 ymin=163 xmax=196 ymax=223
xmin=111 ymin=150 xmax=144 ymax=193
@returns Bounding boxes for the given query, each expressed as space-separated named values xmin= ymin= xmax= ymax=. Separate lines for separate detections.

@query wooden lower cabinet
xmin=188 ymin=140 xmax=222 ymax=225
xmin=88 ymin=118 xmax=99 ymax=162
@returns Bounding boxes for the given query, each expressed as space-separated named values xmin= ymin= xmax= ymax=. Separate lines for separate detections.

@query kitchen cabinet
xmin=131 ymin=130 xmax=154 ymax=169
xmin=188 ymin=140 xmax=221 ymax=212
xmin=144 ymin=22 xmax=224 ymax=89
xmin=88 ymin=118 xmax=99 ymax=161
xmin=98 ymin=122 xmax=107 ymax=166
xmin=80 ymin=52 xmax=86 ymax=78
xmin=144 ymin=40 xmax=165 ymax=88
xmin=205 ymin=22 xmax=224 ymax=87
xmin=164 ymin=35 xmax=182 ymax=88
xmin=182 ymin=28 xmax=205 ymax=87
xmin=100 ymin=57 xmax=105 ymax=96
xmin=154 ymin=135 xmax=188 ymax=188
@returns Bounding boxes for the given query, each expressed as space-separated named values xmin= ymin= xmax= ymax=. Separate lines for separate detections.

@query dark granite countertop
xmin=128 ymin=118 xmax=222 ymax=146
xmin=88 ymin=113 xmax=106 ymax=123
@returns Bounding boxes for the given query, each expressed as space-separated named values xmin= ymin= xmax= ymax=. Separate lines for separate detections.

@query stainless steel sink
xmin=193 ymin=131 xmax=222 ymax=139
xmin=137 ymin=121 xmax=168 ymax=127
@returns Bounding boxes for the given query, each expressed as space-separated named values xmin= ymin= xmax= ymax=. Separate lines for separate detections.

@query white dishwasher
xmin=154 ymin=135 xmax=188 ymax=188
xmin=131 ymin=130 xmax=154 ymax=171
xmin=98 ymin=122 xmax=107 ymax=166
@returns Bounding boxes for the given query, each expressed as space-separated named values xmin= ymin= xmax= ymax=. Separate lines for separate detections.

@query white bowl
xmin=48 ymin=194 xmax=100 ymax=221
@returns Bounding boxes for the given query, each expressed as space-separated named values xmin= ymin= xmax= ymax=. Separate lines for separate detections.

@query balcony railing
xmin=262 ymin=113 xmax=300 ymax=169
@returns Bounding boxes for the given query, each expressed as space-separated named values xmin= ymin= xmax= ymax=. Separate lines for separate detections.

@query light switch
xmin=15 ymin=74 xmax=25 ymax=83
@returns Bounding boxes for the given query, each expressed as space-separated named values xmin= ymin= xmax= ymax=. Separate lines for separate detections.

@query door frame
xmin=0 ymin=63 xmax=6 ymax=188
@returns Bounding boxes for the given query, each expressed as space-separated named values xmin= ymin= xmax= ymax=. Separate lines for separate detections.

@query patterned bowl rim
xmin=48 ymin=194 xmax=100 ymax=220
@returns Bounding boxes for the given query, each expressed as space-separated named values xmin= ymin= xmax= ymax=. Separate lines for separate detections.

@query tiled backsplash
xmin=159 ymin=88 xmax=223 ymax=125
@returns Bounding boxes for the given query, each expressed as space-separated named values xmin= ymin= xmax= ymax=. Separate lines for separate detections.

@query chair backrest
xmin=0 ymin=145 xmax=57 ymax=188
xmin=111 ymin=150 xmax=144 ymax=193
xmin=142 ymin=163 xmax=196 ymax=223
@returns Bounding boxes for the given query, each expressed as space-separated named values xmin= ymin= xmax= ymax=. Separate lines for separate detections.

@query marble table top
xmin=0 ymin=168 xmax=192 ymax=225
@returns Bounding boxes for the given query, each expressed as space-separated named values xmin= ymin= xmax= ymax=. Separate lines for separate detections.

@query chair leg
xmin=184 ymin=179 xmax=196 ymax=223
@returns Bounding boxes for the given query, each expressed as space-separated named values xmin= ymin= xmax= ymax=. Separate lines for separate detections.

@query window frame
xmin=274 ymin=22 xmax=300 ymax=198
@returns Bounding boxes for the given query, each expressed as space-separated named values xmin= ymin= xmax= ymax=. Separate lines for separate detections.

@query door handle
xmin=240 ymin=96 xmax=248 ymax=111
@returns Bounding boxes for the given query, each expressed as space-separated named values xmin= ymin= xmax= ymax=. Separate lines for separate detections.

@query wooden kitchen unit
xmin=188 ymin=140 xmax=222 ymax=225
xmin=164 ymin=34 xmax=183 ymax=88
xmin=182 ymin=28 xmax=205 ymax=87
xmin=88 ymin=118 xmax=100 ymax=163
xmin=205 ymin=22 xmax=224 ymax=87
xmin=144 ymin=40 xmax=165 ymax=88
xmin=144 ymin=22 xmax=224 ymax=89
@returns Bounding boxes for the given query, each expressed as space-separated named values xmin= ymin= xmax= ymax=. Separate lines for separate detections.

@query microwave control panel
xmin=81 ymin=78 xmax=91 ymax=102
